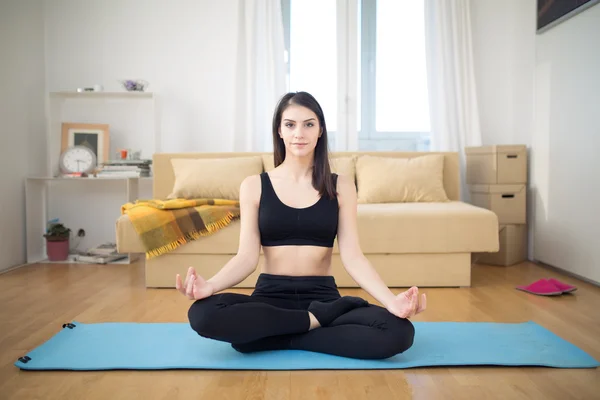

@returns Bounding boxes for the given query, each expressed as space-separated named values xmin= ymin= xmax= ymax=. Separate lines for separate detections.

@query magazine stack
xmin=95 ymin=159 xmax=151 ymax=178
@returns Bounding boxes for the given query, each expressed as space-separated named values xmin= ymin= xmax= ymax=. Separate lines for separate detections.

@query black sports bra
xmin=258 ymin=172 xmax=339 ymax=248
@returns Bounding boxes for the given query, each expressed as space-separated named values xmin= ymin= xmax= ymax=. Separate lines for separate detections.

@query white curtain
xmin=424 ymin=0 xmax=482 ymax=200
xmin=233 ymin=0 xmax=287 ymax=152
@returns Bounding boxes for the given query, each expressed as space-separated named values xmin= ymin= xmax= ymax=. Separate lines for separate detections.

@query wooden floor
xmin=0 ymin=260 xmax=599 ymax=400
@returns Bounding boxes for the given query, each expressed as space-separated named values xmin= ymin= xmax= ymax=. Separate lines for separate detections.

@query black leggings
xmin=187 ymin=273 xmax=415 ymax=360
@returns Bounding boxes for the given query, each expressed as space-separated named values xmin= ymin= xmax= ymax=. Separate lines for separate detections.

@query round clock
xmin=59 ymin=145 xmax=97 ymax=174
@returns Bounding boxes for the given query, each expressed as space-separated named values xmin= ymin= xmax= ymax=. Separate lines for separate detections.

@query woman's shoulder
xmin=334 ymin=173 xmax=357 ymax=203
xmin=239 ymin=174 xmax=263 ymax=205
xmin=334 ymin=173 xmax=354 ymax=190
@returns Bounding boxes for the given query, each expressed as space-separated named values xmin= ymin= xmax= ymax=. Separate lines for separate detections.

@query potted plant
xmin=43 ymin=223 xmax=71 ymax=261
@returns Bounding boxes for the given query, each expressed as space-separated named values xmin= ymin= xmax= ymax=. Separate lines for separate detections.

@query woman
xmin=175 ymin=91 xmax=426 ymax=360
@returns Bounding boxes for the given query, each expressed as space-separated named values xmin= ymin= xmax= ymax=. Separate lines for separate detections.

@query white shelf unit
xmin=25 ymin=176 xmax=150 ymax=264
xmin=25 ymin=91 xmax=160 ymax=264
xmin=46 ymin=91 xmax=160 ymax=177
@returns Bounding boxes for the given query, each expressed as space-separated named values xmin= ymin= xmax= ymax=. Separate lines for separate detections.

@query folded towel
xmin=121 ymin=198 xmax=240 ymax=259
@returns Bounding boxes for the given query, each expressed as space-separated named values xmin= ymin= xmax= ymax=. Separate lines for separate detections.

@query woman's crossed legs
xmin=187 ymin=289 xmax=415 ymax=360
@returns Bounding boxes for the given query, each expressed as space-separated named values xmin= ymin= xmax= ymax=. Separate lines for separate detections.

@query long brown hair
xmin=271 ymin=92 xmax=336 ymax=200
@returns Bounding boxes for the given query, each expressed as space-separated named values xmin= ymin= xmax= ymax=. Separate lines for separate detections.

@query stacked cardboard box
xmin=466 ymin=145 xmax=528 ymax=266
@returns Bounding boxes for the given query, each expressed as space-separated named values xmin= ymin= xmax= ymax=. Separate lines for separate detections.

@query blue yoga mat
xmin=14 ymin=320 xmax=599 ymax=371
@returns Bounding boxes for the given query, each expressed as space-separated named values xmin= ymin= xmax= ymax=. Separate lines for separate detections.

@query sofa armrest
xmin=115 ymin=215 xmax=146 ymax=253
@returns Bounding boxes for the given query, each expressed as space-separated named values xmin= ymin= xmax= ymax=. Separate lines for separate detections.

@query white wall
xmin=471 ymin=0 xmax=537 ymax=146
xmin=471 ymin=0 xmax=600 ymax=283
xmin=0 ymin=0 xmax=46 ymax=272
xmin=45 ymin=0 xmax=239 ymax=153
xmin=470 ymin=0 xmax=536 ymax=148
xmin=532 ymin=3 xmax=600 ymax=283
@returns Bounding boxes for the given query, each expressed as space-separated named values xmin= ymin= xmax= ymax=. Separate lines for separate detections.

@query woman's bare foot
xmin=308 ymin=296 xmax=368 ymax=326
xmin=308 ymin=312 xmax=321 ymax=330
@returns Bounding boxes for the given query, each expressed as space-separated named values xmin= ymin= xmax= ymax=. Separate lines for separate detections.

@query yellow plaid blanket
xmin=121 ymin=198 xmax=240 ymax=259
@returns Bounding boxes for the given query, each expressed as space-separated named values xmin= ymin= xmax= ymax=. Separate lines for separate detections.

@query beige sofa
xmin=116 ymin=152 xmax=499 ymax=288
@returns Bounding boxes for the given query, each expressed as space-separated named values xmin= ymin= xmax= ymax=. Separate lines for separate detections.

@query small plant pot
xmin=46 ymin=239 xmax=70 ymax=261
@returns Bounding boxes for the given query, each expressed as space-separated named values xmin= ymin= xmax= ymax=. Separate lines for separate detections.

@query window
xmin=282 ymin=0 xmax=431 ymax=151
xmin=283 ymin=0 xmax=338 ymax=138
xmin=374 ymin=0 xmax=430 ymax=133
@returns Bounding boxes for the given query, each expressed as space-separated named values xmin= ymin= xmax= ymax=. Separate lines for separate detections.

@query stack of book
xmin=75 ymin=242 xmax=127 ymax=264
xmin=95 ymin=159 xmax=152 ymax=178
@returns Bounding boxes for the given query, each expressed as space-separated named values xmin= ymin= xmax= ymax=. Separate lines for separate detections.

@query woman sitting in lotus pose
xmin=176 ymin=91 xmax=426 ymax=360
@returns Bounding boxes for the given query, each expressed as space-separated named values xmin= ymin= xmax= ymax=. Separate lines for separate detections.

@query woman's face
xmin=279 ymin=104 xmax=321 ymax=158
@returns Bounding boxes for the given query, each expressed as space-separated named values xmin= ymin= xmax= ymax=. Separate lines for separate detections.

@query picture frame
xmin=61 ymin=122 xmax=110 ymax=166
xmin=537 ymin=0 xmax=600 ymax=34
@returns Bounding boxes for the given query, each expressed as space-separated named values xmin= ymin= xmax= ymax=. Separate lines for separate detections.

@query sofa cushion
xmin=167 ymin=156 xmax=263 ymax=200
xmin=331 ymin=156 xmax=356 ymax=178
xmin=261 ymin=154 xmax=274 ymax=171
xmin=116 ymin=201 xmax=498 ymax=255
xmin=355 ymin=154 xmax=449 ymax=203
xmin=354 ymin=201 xmax=498 ymax=254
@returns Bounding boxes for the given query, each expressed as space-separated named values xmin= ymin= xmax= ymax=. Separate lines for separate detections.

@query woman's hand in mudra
xmin=176 ymin=267 xmax=214 ymax=300
xmin=387 ymin=286 xmax=427 ymax=319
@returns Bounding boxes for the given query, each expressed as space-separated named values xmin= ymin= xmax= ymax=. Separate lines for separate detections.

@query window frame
xmin=360 ymin=0 xmax=430 ymax=150
xmin=281 ymin=0 xmax=430 ymax=151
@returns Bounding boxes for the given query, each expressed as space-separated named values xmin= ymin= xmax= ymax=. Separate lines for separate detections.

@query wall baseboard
xmin=0 ymin=262 xmax=31 ymax=275
xmin=531 ymin=259 xmax=600 ymax=287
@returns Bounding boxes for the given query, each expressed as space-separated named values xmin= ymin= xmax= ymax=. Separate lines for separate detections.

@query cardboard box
xmin=477 ymin=224 xmax=527 ymax=266
xmin=469 ymin=184 xmax=526 ymax=224
xmin=466 ymin=145 xmax=527 ymax=184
